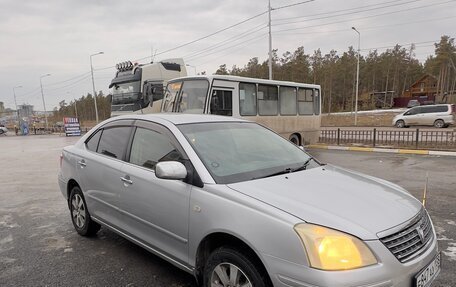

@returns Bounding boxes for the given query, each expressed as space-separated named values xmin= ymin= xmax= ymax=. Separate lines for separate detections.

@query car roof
xmin=110 ymin=113 xmax=249 ymax=125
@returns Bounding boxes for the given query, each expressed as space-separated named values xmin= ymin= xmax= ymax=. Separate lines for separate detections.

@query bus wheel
xmin=289 ymin=134 xmax=300 ymax=146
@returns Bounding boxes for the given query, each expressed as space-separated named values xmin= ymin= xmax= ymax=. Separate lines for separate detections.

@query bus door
xmin=208 ymin=80 xmax=238 ymax=117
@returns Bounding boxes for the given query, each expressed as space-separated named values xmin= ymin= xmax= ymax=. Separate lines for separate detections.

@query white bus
xmin=110 ymin=58 xmax=187 ymax=116
xmin=159 ymin=75 xmax=321 ymax=145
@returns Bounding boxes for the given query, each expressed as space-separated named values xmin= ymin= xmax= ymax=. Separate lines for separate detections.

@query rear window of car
xmin=86 ymin=129 xmax=102 ymax=152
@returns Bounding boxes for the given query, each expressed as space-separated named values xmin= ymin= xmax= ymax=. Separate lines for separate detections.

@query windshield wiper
xmin=251 ymin=157 xmax=315 ymax=180
xmin=291 ymin=157 xmax=315 ymax=173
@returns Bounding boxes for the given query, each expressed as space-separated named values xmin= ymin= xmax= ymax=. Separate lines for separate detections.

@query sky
xmin=0 ymin=0 xmax=454 ymax=111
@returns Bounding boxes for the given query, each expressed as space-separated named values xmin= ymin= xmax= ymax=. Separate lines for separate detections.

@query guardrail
xmin=319 ymin=128 xmax=456 ymax=150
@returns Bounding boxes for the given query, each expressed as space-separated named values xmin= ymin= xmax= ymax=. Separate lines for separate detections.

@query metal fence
xmin=319 ymin=128 xmax=456 ymax=150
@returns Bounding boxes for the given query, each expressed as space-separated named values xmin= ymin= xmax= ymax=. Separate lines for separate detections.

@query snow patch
xmin=443 ymin=242 xmax=456 ymax=261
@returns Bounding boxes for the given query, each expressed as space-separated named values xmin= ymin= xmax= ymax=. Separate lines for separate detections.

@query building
xmin=394 ymin=74 xmax=437 ymax=107
xmin=18 ymin=104 xmax=34 ymax=119
xmin=0 ymin=101 xmax=4 ymax=113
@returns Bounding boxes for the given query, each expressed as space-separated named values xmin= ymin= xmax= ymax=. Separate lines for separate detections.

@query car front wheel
xmin=69 ymin=186 xmax=100 ymax=236
xmin=204 ymin=247 xmax=271 ymax=287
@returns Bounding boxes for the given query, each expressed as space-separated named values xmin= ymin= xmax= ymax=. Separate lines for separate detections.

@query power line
xmin=273 ymin=0 xmax=423 ymax=24
xmin=274 ymin=0 xmax=456 ymax=33
xmin=186 ymin=32 xmax=269 ymax=62
xmin=193 ymin=34 xmax=269 ymax=67
xmin=132 ymin=10 xmax=269 ymax=63
xmin=183 ymin=24 xmax=267 ymax=60
xmin=46 ymin=72 xmax=91 ymax=87
xmin=273 ymin=0 xmax=315 ymax=11
xmin=275 ymin=15 xmax=456 ymax=36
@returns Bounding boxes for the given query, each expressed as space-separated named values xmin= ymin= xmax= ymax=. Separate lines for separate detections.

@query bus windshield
xmin=162 ymin=80 xmax=209 ymax=113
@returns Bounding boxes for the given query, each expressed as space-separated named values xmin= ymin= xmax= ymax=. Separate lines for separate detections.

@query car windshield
xmin=178 ymin=122 xmax=318 ymax=184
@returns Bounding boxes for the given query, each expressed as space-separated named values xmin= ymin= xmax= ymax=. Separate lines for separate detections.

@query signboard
xmin=63 ymin=117 xmax=81 ymax=136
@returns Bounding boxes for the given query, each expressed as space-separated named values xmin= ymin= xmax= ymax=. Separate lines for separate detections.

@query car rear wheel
xmin=69 ymin=186 xmax=100 ymax=236
xmin=434 ymin=119 xmax=445 ymax=128
xmin=204 ymin=247 xmax=270 ymax=287
xmin=395 ymin=120 xmax=405 ymax=128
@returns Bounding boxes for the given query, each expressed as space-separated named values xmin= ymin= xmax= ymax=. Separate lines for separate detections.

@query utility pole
xmin=40 ymin=74 xmax=51 ymax=130
xmin=268 ymin=0 xmax=273 ymax=80
xmin=352 ymin=27 xmax=360 ymax=126
xmin=90 ymin=52 xmax=104 ymax=124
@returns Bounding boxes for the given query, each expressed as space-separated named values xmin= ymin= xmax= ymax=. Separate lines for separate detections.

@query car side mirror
xmin=155 ymin=161 xmax=187 ymax=180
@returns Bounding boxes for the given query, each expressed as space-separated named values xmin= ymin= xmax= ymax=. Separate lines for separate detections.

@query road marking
xmin=398 ymin=149 xmax=429 ymax=155
xmin=349 ymin=147 xmax=374 ymax=152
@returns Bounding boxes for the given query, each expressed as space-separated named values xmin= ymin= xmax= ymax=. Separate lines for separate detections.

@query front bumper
xmin=263 ymin=235 xmax=439 ymax=287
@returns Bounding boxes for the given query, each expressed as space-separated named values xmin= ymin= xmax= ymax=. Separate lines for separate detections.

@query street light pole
xmin=90 ymin=52 xmax=104 ymax=124
xmin=352 ymin=27 xmax=361 ymax=126
xmin=40 ymin=74 xmax=51 ymax=130
xmin=13 ymin=85 xmax=22 ymax=126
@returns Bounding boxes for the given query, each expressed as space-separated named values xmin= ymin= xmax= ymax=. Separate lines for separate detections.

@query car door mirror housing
xmin=155 ymin=161 xmax=187 ymax=180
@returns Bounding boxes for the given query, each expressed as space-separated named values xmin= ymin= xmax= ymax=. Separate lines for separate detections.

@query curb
xmin=306 ymin=144 xmax=456 ymax=157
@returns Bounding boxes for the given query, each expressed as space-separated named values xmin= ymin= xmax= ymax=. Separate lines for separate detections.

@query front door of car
xmin=403 ymin=107 xmax=421 ymax=125
xmin=78 ymin=123 xmax=133 ymax=228
xmin=119 ymin=122 xmax=191 ymax=264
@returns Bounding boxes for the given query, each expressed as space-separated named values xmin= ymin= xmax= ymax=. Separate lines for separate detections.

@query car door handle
xmin=77 ymin=160 xmax=86 ymax=167
xmin=120 ymin=176 xmax=133 ymax=185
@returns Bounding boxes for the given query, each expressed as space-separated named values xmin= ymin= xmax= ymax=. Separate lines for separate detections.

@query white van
xmin=393 ymin=104 xmax=455 ymax=128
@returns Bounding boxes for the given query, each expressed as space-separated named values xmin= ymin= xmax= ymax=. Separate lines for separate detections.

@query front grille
xmin=380 ymin=210 xmax=433 ymax=262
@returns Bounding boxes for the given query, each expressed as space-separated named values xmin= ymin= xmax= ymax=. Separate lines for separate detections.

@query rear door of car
xmin=118 ymin=120 xmax=192 ymax=264
xmin=78 ymin=120 xmax=134 ymax=227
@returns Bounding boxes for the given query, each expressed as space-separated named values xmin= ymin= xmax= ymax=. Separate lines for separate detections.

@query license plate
xmin=414 ymin=252 xmax=441 ymax=287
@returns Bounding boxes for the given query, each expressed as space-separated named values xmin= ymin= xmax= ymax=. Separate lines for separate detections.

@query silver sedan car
xmin=58 ymin=114 xmax=440 ymax=287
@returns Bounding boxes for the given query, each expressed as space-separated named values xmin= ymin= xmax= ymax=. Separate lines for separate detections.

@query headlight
xmin=294 ymin=223 xmax=377 ymax=270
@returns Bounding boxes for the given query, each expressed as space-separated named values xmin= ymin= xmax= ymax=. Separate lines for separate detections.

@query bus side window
xmin=239 ymin=83 xmax=257 ymax=116
xmin=210 ymin=90 xmax=232 ymax=116
xmin=298 ymin=88 xmax=314 ymax=115
xmin=258 ymin=84 xmax=278 ymax=116
xmin=279 ymin=86 xmax=297 ymax=115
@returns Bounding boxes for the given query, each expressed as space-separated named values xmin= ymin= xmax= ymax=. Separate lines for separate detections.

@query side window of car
xmin=86 ymin=129 xmax=102 ymax=152
xmin=97 ymin=127 xmax=132 ymax=160
xmin=435 ymin=105 xmax=448 ymax=113
xmin=129 ymin=127 xmax=184 ymax=170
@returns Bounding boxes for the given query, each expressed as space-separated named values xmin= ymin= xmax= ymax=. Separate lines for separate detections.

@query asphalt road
xmin=0 ymin=135 xmax=455 ymax=286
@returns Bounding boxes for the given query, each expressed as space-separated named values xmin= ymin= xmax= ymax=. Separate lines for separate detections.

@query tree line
xmin=50 ymin=92 xmax=111 ymax=125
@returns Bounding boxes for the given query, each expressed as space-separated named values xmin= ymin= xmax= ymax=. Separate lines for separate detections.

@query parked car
xmin=0 ymin=125 xmax=8 ymax=135
xmin=393 ymin=104 xmax=455 ymax=128
xmin=59 ymin=114 xmax=440 ymax=287
xmin=406 ymin=99 xmax=420 ymax=108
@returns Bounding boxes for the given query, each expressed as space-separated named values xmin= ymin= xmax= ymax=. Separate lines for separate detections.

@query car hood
xmin=227 ymin=165 xmax=422 ymax=240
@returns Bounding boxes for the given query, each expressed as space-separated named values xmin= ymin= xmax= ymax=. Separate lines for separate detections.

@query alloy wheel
xmin=71 ymin=194 xmax=86 ymax=228
xmin=210 ymin=263 xmax=252 ymax=287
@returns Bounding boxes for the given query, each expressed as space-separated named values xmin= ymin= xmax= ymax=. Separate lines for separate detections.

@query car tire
xmin=203 ymin=247 xmax=271 ymax=287
xmin=395 ymin=120 xmax=405 ymax=128
xmin=69 ymin=186 xmax=100 ymax=236
xmin=289 ymin=134 xmax=300 ymax=145
xmin=434 ymin=119 xmax=445 ymax=128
